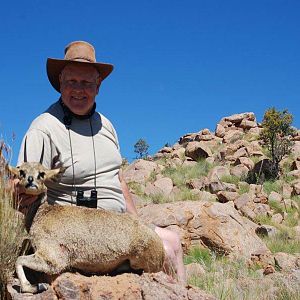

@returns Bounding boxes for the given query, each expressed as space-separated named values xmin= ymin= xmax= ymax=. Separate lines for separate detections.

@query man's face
xmin=59 ymin=64 xmax=101 ymax=115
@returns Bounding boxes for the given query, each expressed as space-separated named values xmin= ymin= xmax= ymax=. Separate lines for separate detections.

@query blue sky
xmin=1 ymin=0 xmax=299 ymax=165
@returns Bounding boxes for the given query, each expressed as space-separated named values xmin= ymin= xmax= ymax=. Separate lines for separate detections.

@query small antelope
xmin=10 ymin=162 xmax=165 ymax=294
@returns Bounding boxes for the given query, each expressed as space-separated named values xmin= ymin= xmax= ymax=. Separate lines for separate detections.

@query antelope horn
xmin=24 ymin=137 xmax=28 ymax=163
xmin=39 ymin=140 xmax=45 ymax=165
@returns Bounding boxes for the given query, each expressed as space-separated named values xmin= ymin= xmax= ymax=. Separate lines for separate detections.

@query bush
xmin=0 ymin=142 xmax=27 ymax=299
xmin=260 ymin=108 xmax=295 ymax=180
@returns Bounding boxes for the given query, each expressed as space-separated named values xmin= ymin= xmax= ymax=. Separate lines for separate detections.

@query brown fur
xmin=11 ymin=163 xmax=164 ymax=294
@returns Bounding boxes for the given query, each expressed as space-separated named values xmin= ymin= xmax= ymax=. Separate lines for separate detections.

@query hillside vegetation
xmin=124 ymin=111 xmax=300 ymax=300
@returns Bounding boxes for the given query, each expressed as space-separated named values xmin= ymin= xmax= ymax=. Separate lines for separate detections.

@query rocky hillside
xmin=123 ymin=112 xmax=300 ymax=299
xmin=7 ymin=112 xmax=300 ymax=300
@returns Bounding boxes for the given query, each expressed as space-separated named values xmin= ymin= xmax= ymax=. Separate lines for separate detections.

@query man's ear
xmin=96 ymin=77 xmax=102 ymax=94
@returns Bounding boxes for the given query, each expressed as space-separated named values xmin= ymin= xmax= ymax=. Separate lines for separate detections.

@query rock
xmin=223 ymin=130 xmax=244 ymax=144
xmin=195 ymin=133 xmax=215 ymax=142
xmin=240 ymin=205 xmax=257 ymax=221
xmin=209 ymin=181 xmax=226 ymax=194
xmin=8 ymin=272 xmax=217 ymax=300
xmin=291 ymin=160 xmax=300 ymax=171
xmin=185 ymin=142 xmax=212 ymax=161
xmin=123 ymin=160 xmax=158 ymax=184
xmin=222 ymin=182 xmax=238 ymax=192
xmin=230 ymin=165 xmax=249 ymax=178
xmin=153 ymin=177 xmax=173 ymax=196
xmin=234 ymin=193 xmax=253 ymax=210
xmin=159 ymin=146 xmax=173 ymax=154
xmin=282 ymin=183 xmax=293 ymax=199
xmin=197 ymin=191 xmax=218 ymax=202
xmin=215 ymin=124 xmax=225 ymax=138
xmin=144 ymin=182 xmax=162 ymax=196
xmin=292 ymin=181 xmax=300 ymax=195
xmin=263 ymin=265 xmax=276 ymax=275
xmin=240 ymin=119 xmax=258 ymax=129
xmin=255 ymin=225 xmax=278 ymax=237
xmin=234 ymin=157 xmax=254 ymax=170
xmin=222 ymin=112 xmax=256 ymax=124
xmin=271 ymin=213 xmax=283 ymax=224
xmin=138 ymin=201 xmax=269 ymax=259
xmin=288 ymin=170 xmax=300 ymax=178
xmin=248 ymin=127 xmax=262 ymax=135
xmin=205 ymin=156 xmax=215 ymax=164
xmin=253 ymin=204 xmax=271 ymax=216
xmin=216 ymin=191 xmax=239 ymax=203
xmin=208 ymin=166 xmax=230 ymax=182
xmin=274 ymin=253 xmax=300 ymax=272
xmin=186 ymin=178 xmax=208 ymax=190
xmin=171 ymin=148 xmax=186 ymax=159
xmin=268 ymin=191 xmax=283 ymax=203
xmin=233 ymin=147 xmax=248 ymax=158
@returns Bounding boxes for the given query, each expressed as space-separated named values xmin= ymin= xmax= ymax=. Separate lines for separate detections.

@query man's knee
xmin=154 ymin=227 xmax=182 ymax=254
xmin=162 ymin=240 xmax=176 ymax=262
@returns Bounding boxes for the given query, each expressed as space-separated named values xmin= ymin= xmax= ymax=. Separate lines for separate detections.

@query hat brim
xmin=47 ymin=58 xmax=114 ymax=92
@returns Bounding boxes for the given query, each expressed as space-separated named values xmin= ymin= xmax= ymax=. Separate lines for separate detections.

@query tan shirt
xmin=18 ymin=100 xmax=126 ymax=212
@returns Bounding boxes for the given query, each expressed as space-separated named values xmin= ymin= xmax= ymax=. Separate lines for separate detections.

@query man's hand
xmin=13 ymin=179 xmax=38 ymax=210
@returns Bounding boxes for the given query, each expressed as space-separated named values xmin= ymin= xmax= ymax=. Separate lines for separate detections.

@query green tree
xmin=260 ymin=107 xmax=295 ymax=179
xmin=134 ymin=138 xmax=149 ymax=159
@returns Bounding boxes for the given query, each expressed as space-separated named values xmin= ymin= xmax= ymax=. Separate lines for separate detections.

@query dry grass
xmin=185 ymin=247 xmax=300 ymax=300
xmin=0 ymin=142 xmax=27 ymax=299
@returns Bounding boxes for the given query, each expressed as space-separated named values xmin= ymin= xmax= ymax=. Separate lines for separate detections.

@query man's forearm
xmin=119 ymin=171 xmax=138 ymax=215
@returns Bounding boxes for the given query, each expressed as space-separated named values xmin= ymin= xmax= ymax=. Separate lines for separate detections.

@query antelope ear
xmin=45 ymin=168 xmax=61 ymax=180
xmin=8 ymin=165 xmax=20 ymax=176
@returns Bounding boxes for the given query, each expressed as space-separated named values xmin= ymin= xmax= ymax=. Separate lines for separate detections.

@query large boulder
xmin=8 ymin=272 xmax=216 ymax=300
xmin=123 ymin=160 xmax=159 ymax=184
xmin=138 ymin=201 xmax=269 ymax=259
xmin=185 ymin=142 xmax=212 ymax=161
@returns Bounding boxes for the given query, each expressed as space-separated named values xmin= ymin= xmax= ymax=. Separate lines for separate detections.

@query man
xmin=17 ymin=41 xmax=186 ymax=284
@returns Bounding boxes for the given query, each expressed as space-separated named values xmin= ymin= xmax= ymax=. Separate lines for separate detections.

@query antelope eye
xmin=19 ymin=170 xmax=26 ymax=178
xmin=38 ymin=172 xmax=45 ymax=179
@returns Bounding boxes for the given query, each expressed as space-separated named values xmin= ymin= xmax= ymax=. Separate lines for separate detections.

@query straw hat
xmin=46 ymin=41 xmax=114 ymax=92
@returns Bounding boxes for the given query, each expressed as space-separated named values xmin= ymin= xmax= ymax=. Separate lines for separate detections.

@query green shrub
xmin=184 ymin=247 xmax=213 ymax=268
xmin=162 ymin=159 xmax=213 ymax=187
xmin=268 ymin=200 xmax=284 ymax=214
xmin=127 ymin=182 xmax=144 ymax=196
xmin=238 ymin=182 xmax=250 ymax=195
xmin=263 ymin=180 xmax=281 ymax=195
xmin=220 ymin=175 xmax=239 ymax=185
xmin=262 ymin=229 xmax=300 ymax=254
xmin=260 ymin=108 xmax=295 ymax=180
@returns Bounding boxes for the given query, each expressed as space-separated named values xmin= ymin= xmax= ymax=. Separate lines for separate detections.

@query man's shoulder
xmin=29 ymin=101 xmax=63 ymax=131
xmin=98 ymin=112 xmax=113 ymax=127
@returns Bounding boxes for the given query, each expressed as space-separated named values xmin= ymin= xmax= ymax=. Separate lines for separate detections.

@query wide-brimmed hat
xmin=47 ymin=41 xmax=114 ymax=92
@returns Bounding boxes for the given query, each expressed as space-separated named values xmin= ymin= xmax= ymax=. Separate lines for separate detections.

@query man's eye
xmin=82 ymin=81 xmax=95 ymax=87
xmin=38 ymin=172 xmax=45 ymax=179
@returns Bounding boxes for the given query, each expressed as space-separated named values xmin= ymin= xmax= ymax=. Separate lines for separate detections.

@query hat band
xmin=66 ymin=56 xmax=95 ymax=63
